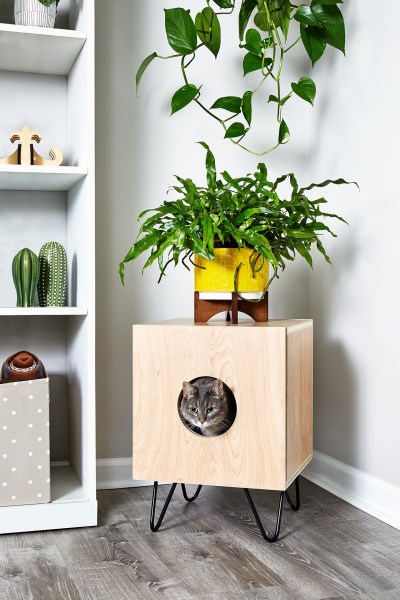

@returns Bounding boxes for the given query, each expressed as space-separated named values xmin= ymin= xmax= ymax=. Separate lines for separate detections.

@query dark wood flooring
xmin=0 ymin=478 xmax=399 ymax=599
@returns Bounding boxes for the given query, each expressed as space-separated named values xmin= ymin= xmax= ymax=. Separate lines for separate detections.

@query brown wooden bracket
xmin=194 ymin=291 xmax=268 ymax=324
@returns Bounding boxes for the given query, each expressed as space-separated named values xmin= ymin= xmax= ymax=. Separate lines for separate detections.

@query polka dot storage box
xmin=0 ymin=378 xmax=50 ymax=506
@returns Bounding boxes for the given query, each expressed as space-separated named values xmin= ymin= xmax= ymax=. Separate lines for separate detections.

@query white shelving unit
xmin=0 ymin=1 xmax=96 ymax=534
xmin=0 ymin=23 xmax=86 ymax=75
xmin=0 ymin=307 xmax=88 ymax=316
xmin=0 ymin=165 xmax=87 ymax=191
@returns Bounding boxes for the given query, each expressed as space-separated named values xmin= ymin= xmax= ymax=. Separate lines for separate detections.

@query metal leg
xmin=150 ymin=482 xmax=177 ymax=532
xmin=244 ymin=488 xmax=284 ymax=543
xmin=150 ymin=478 xmax=300 ymax=540
xmin=285 ymin=477 xmax=300 ymax=511
xmin=181 ymin=484 xmax=202 ymax=502
xmin=243 ymin=476 xmax=301 ymax=543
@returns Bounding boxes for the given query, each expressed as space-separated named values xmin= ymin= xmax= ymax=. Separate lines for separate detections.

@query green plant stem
xmin=158 ymin=53 xmax=183 ymax=60
xmin=181 ymin=56 xmax=189 ymax=84
xmin=276 ymin=50 xmax=284 ymax=121
xmin=195 ymin=98 xmax=224 ymax=125
xmin=284 ymin=35 xmax=301 ymax=53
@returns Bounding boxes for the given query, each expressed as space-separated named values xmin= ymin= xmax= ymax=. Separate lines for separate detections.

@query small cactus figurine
xmin=38 ymin=242 xmax=67 ymax=307
xmin=12 ymin=248 xmax=40 ymax=307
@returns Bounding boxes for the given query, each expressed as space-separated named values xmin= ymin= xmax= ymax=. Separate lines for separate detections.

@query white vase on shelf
xmin=14 ymin=0 xmax=57 ymax=28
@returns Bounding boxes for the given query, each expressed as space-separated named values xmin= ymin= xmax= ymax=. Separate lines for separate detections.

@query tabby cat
xmin=179 ymin=377 xmax=235 ymax=437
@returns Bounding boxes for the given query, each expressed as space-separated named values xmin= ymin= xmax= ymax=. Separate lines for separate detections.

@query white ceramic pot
xmin=15 ymin=0 xmax=57 ymax=28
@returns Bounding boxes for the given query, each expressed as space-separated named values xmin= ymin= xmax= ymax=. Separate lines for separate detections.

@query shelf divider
xmin=0 ymin=307 xmax=88 ymax=316
xmin=0 ymin=165 xmax=87 ymax=191
xmin=0 ymin=23 xmax=87 ymax=76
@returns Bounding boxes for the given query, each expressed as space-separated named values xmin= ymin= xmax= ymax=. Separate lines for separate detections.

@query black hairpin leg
xmin=285 ymin=477 xmax=300 ymax=511
xmin=181 ymin=484 xmax=202 ymax=502
xmin=244 ymin=477 xmax=300 ymax=543
xmin=150 ymin=482 xmax=177 ymax=532
xmin=150 ymin=482 xmax=202 ymax=532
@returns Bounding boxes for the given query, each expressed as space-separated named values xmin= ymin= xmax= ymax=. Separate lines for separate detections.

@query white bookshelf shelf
xmin=0 ymin=307 xmax=88 ymax=316
xmin=0 ymin=23 xmax=87 ymax=76
xmin=51 ymin=464 xmax=87 ymax=502
xmin=0 ymin=165 xmax=87 ymax=191
xmin=0 ymin=465 xmax=96 ymax=535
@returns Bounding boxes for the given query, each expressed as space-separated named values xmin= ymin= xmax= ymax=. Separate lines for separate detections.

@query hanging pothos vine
xmin=136 ymin=0 xmax=346 ymax=156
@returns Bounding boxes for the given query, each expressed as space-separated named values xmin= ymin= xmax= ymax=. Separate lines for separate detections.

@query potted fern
xmin=121 ymin=0 xmax=355 ymax=300
xmin=15 ymin=0 xmax=60 ymax=28
xmin=120 ymin=143 xmax=353 ymax=297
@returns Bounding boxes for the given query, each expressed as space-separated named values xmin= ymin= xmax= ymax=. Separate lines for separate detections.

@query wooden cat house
xmin=132 ymin=320 xmax=313 ymax=513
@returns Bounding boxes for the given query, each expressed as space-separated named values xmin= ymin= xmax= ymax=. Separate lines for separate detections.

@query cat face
xmin=180 ymin=377 xmax=230 ymax=436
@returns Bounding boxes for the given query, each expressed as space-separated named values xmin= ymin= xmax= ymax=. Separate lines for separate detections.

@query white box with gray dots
xmin=0 ymin=378 xmax=50 ymax=507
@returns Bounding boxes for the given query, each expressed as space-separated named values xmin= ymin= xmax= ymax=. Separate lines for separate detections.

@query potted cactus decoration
xmin=12 ymin=248 xmax=39 ymax=307
xmin=38 ymin=242 xmax=67 ymax=307
xmin=15 ymin=0 xmax=60 ymax=28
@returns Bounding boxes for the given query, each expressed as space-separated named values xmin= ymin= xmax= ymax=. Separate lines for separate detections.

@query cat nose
xmin=199 ymin=417 xmax=206 ymax=424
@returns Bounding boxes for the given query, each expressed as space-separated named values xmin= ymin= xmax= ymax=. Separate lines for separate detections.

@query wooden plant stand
xmin=194 ymin=291 xmax=268 ymax=324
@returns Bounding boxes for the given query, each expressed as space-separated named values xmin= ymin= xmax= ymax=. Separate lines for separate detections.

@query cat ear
xmin=182 ymin=381 xmax=197 ymax=400
xmin=209 ymin=379 xmax=224 ymax=398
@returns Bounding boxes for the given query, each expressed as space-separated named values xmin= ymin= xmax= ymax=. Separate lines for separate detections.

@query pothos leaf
xmin=278 ymin=120 xmax=290 ymax=144
xmin=243 ymin=28 xmax=262 ymax=55
xmin=239 ymin=0 xmax=258 ymax=41
xmin=164 ymin=8 xmax=197 ymax=55
xmin=291 ymin=77 xmax=316 ymax=105
xmin=300 ymin=23 xmax=326 ymax=65
xmin=311 ymin=3 xmax=345 ymax=54
xmin=243 ymin=53 xmax=271 ymax=75
xmin=195 ymin=7 xmax=221 ymax=58
xmin=224 ymin=122 xmax=248 ymax=138
xmin=267 ymin=0 xmax=291 ymax=39
xmin=211 ymin=96 xmax=242 ymax=113
xmin=136 ymin=52 xmax=158 ymax=95
xmin=212 ymin=0 xmax=234 ymax=7
xmin=242 ymin=91 xmax=253 ymax=126
xmin=171 ymin=84 xmax=200 ymax=115
xmin=269 ymin=92 xmax=292 ymax=105
xmin=254 ymin=8 xmax=269 ymax=32
xmin=295 ymin=5 xmax=322 ymax=27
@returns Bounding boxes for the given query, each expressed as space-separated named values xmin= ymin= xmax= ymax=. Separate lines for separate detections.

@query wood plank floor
xmin=0 ymin=478 xmax=399 ymax=599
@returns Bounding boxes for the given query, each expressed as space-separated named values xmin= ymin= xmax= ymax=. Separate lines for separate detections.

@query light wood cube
xmin=133 ymin=319 xmax=313 ymax=491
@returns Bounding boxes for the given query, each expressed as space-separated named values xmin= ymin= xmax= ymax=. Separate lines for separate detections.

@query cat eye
xmin=189 ymin=407 xmax=198 ymax=414
xmin=207 ymin=407 xmax=214 ymax=414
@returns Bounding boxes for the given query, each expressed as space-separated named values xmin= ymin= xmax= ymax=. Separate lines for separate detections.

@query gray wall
xmin=306 ymin=0 xmax=400 ymax=487
xmin=95 ymin=0 xmax=307 ymax=460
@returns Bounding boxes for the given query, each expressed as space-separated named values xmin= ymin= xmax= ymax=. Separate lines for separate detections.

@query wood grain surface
xmin=0 ymin=479 xmax=399 ymax=599
xmin=286 ymin=323 xmax=313 ymax=483
xmin=132 ymin=320 xmax=312 ymax=490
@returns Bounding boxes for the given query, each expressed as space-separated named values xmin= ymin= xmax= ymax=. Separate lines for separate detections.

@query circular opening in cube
xmin=178 ymin=376 xmax=237 ymax=437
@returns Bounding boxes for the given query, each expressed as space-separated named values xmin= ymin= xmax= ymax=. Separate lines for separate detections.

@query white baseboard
xmin=96 ymin=457 xmax=152 ymax=490
xmin=303 ymin=450 xmax=400 ymax=531
xmin=96 ymin=453 xmax=400 ymax=531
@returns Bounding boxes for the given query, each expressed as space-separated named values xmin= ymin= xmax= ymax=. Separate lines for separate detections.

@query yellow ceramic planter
xmin=194 ymin=248 xmax=269 ymax=293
